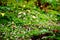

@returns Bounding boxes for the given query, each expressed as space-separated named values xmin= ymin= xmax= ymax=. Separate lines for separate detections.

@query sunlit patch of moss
xmin=0 ymin=13 xmax=5 ymax=17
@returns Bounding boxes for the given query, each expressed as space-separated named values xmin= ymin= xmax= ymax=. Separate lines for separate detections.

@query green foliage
xmin=0 ymin=0 xmax=60 ymax=40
